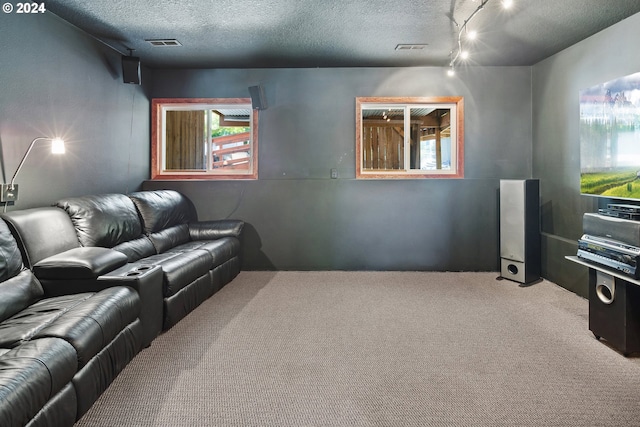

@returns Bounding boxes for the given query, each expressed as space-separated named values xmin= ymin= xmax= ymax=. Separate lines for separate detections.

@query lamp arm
xmin=9 ymin=137 xmax=49 ymax=190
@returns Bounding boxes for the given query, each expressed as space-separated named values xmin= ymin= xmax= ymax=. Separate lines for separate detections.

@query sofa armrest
xmin=33 ymin=262 xmax=162 ymax=349
xmin=33 ymin=247 xmax=128 ymax=280
xmin=98 ymin=263 xmax=164 ymax=347
xmin=189 ymin=219 xmax=244 ymax=240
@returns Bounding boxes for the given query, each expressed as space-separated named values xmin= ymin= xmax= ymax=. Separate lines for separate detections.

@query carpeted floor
xmin=75 ymin=271 xmax=640 ymax=426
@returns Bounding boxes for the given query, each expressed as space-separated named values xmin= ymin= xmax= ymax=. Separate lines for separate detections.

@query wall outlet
xmin=330 ymin=168 xmax=338 ymax=179
xmin=0 ymin=184 xmax=18 ymax=202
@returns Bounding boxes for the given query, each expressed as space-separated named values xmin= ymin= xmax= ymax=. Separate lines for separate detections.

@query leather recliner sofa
xmin=4 ymin=189 xmax=244 ymax=333
xmin=54 ymin=189 xmax=244 ymax=330
xmin=0 ymin=219 xmax=143 ymax=427
xmin=0 ymin=189 xmax=244 ymax=426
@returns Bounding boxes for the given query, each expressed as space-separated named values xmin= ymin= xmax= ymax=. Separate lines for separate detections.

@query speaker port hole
xmin=596 ymin=284 xmax=614 ymax=304
xmin=507 ymin=264 xmax=519 ymax=275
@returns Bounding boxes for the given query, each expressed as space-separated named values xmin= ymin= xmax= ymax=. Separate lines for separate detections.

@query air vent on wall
xmin=395 ymin=44 xmax=428 ymax=50
xmin=145 ymin=39 xmax=182 ymax=47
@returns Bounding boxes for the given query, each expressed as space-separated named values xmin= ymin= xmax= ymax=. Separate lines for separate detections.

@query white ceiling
xmin=45 ymin=0 xmax=640 ymax=69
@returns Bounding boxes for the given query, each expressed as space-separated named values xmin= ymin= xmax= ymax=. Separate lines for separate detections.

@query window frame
xmin=151 ymin=98 xmax=259 ymax=180
xmin=356 ymin=96 xmax=464 ymax=179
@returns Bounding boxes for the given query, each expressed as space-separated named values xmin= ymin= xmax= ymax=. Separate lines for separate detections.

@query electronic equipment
xmin=249 ymin=85 xmax=267 ymax=110
xmin=577 ymin=234 xmax=640 ymax=277
xmin=598 ymin=208 xmax=640 ymax=220
xmin=122 ymin=55 xmax=141 ymax=85
xmin=583 ymin=213 xmax=640 ymax=247
xmin=499 ymin=179 xmax=540 ymax=284
xmin=607 ymin=203 xmax=640 ymax=213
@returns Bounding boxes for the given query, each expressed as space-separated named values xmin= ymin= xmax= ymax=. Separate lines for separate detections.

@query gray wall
xmin=533 ymin=12 xmax=640 ymax=296
xmin=147 ymin=66 xmax=533 ymax=270
xmin=0 ymin=11 xmax=150 ymax=209
xmin=7 ymin=8 xmax=634 ymax=285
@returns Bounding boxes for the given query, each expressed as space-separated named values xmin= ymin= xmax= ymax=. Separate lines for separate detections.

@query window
xmin=356 ymin=97 xmax=464 ymax=179
xmin=152 ymin=98 xmax=258 ymax=179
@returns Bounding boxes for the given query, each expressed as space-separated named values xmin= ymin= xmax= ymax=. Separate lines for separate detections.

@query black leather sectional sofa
xmin=0 ymin=189 xmax=244 ymax=426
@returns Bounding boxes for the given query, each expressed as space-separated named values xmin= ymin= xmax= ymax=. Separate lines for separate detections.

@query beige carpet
xmin=75 ymin=271 xmax=640 ymax=426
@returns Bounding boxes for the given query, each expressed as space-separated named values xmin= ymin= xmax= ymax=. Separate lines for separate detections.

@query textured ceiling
xmin=45 ymin=0 xmax=640 ymax=69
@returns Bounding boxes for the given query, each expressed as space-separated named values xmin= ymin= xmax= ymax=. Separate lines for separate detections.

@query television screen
xmin=580 ymin=72 xmax=640 ymax=200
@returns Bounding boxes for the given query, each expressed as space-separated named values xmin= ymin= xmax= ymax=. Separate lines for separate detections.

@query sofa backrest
xmin=128 ymin=190 xmax=198 ymax=253
xmin=1 ymin=207 xmax=80 ymax=268
xmin=0 ymin=219 xmax=44 ymax=323
xmin=54 ymin=193 xmax=144 ymax=249
xmin=128 ymin=190 xmax=198 ymax=233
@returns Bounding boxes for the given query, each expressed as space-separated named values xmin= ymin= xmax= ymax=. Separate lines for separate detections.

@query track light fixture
xmin=447 ymin=0 xmax=514 ymax=77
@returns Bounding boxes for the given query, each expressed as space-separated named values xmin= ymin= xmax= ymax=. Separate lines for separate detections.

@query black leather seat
xmin=0 ymin=219 xmax=143 ymax=426
xmin=53 ymin=190 xmax=244 ymax=330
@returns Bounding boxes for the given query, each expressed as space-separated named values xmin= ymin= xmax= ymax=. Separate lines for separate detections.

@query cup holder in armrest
xmin=98 ymin=263 xmax=160 ymax=280
xmin=125 ymin=265 xmax=155 ymax=276
xmin=125 ymin=264 xmax=155 ymax=277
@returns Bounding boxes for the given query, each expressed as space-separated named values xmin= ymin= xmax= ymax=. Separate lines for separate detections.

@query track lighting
xmin=502 ymin=0 xmax=514 ymax=9
xmin=447 ymin=0 xmax=514 ymax=77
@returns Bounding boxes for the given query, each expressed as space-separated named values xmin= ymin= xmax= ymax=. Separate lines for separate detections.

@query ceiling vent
xmin=146 ymin=39 xmax=182 ymax=47
xmin=395 ymin=44 xmax=428 ymax=51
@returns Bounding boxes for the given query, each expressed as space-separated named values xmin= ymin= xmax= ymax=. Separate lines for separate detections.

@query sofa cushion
xmin=0 ymin=338 xmax=77 ymax=427
xmin=148 ymin=224 xmax=191 ymax=254
xmin=1 ymin=208 xmax=80 ymax=268
xmin=172 ymin=237 xmax=241 ymax=267
xmin=0 ymin=287 xmax=140 ymax=368
xmin=128 ymin=190 xmax=197 ymax=234
xmin=112 ymin=236 xmax=157 ymax=262
xmin=142 ymin=250 xmax=211 ymax=297
xmin=54 ymin=194 xmax=143 ymax=248
xmin=0 ymin=219 xmax=24 ymax=281
xmin=0 ymin=270 xmax=44 ymax=324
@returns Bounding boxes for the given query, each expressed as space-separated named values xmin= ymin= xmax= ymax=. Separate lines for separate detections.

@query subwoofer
xmin=589 ymin=269 xmax=640 ymax=356
xmin=499 ymin=179 xmax=541 ymax=284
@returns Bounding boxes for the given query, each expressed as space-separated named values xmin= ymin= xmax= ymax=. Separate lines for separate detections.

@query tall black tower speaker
xmin=249 ymin=85 xmax=267 ymax=110
xmin=499 ymin=179 xmax=541 ymax=284
xmin=122 ymin=56 xmax=141 ymax=85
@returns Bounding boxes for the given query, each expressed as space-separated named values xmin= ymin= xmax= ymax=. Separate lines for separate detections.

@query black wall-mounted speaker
xmin=249 ymin=85 xmax=267 ymax=110
xmin=122 ymin=56 xmax=141 ymax=85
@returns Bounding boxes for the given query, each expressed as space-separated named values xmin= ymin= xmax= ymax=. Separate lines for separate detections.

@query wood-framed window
xmin=356 ymin=97 xmax=464 ymax=179
xmin=152 ymin=98 xmax=258 ymax=180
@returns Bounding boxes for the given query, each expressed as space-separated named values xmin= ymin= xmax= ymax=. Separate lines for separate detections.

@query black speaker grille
xmin=122 ymin=56 xmax=141 ymax=85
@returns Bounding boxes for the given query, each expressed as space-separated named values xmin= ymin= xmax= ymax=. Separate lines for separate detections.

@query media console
xmin=567 ymin=255 xmax=640 ymax=356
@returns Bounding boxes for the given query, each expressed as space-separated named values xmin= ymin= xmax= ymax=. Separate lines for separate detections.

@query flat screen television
xmin=580 ymin=72 xmax=640 ymax=200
